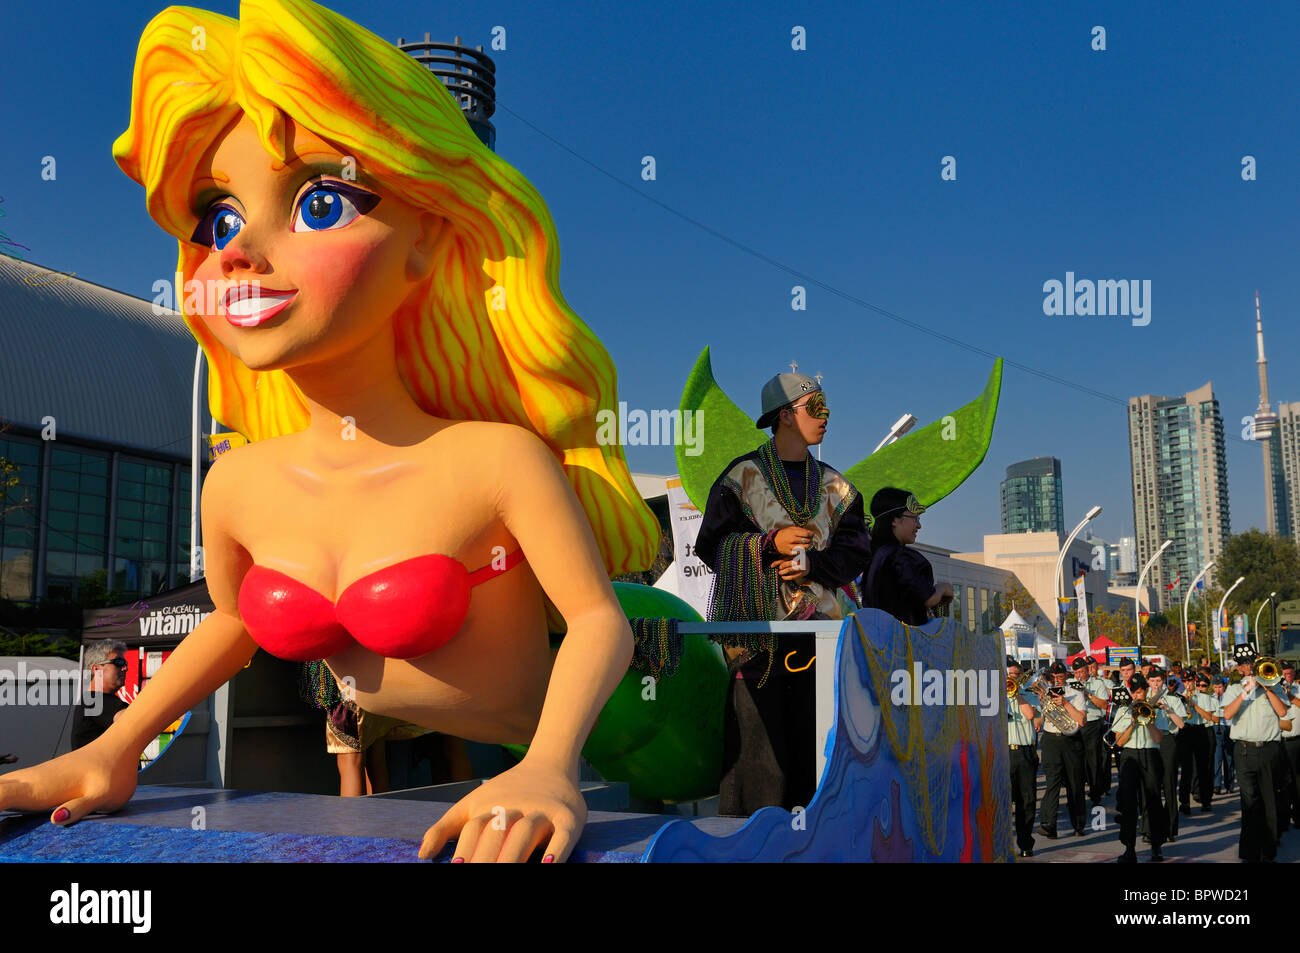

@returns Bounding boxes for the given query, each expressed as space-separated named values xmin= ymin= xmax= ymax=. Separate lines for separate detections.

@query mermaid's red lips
xmin=221 ymin=285 xmax=296 ymax=327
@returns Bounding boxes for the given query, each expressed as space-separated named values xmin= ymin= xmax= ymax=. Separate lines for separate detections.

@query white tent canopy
xmin=999 ymin=609 xmax=1035 ymax=635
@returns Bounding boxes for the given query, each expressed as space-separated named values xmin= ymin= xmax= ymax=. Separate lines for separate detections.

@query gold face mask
xmin=795 ymin=391 xmax=829 ymax=419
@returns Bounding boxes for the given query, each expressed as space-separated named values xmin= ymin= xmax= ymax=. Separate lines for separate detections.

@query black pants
xmin=1183 ymin=725 xmax=1213 ymax=805
xmin=1118 ymin=747 xmax=1165 ymax=850
xmin=1285 ymin=737 xmax=1300 ymax=827
xmin=718 ymin=634 xmax=816 ymax=817
xmin=1039 ymin=732 xmax=1085 ymax=834
xmin=1081 ymin=720 xmax=1107 ymax=802
xmin=1271 ymin=741 xmax=1290 ymax=834
xmin=1235 ymin=740 xmax=1280 ymax=862
xmin=1010 ymin=746 xmax=1038 ymax=852
xmin=1159 ymin=731 xmax=1185 ymax=837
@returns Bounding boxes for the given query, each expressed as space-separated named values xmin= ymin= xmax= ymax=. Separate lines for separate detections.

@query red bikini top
xmin=237 ymin=549 xmax=526 ymax=662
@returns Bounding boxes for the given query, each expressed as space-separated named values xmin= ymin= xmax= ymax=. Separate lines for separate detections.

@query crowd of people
xmin=1008 ymin=648 xmax=1300 ymax=862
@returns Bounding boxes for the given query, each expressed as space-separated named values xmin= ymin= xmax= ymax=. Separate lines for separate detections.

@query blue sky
xmin=2 ymin=0 xmax=1296 ymax=553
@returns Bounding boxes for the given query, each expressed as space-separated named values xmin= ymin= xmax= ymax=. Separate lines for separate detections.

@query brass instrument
xmin=1033 ymin=674 xmax=1080 ymax=734
xmin=1007 ymin=671 xmax=1031 ymax=699
xmin=1131 ymin=701 xmax=1156 ymax=726
xmin=1256 ymin=657 xmax=1282 ymax=688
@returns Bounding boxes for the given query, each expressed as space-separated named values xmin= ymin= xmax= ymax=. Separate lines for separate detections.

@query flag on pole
xmin=1165 ymin=572 xmax=1181 ymax=592
xmin=1075 ymin=574 xmax=1091 ymax=654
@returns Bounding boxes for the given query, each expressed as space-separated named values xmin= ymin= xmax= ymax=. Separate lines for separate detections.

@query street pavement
xmin=1020 ymin=770 xmax=1300 ymax=863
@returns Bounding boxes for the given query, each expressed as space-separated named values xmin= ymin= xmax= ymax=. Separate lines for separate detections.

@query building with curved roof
xmin=0 ymin=253 xmax=204 ymax=603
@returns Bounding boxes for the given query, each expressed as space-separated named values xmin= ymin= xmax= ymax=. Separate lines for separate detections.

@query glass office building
xmin=0 ymin=254 xmax=204 ymax=605
xmin=1000 ymin=457 xmax=1064 ymax=535
xmin=1128 ymin=382 xmax=1230 ymax=610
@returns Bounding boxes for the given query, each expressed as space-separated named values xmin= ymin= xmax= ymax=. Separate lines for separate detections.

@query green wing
xmin=844 ymin=357 xmax=1002 ymax=510
xmin=676 ymin=347 xmax=766 ymax=511
xmin=675 ymin=348 xmax=1002 ymax=514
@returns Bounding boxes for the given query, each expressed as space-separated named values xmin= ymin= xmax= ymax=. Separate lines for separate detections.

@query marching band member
xmin=1147 ymin=669 xmax=1187 ymax=841
xmin=1080 ymin=656 xmax=1111 ymax=803
xmin=1006 ymin=659 xmax=1042 ymax=858
xmin=1282 ymin=683 xmax=1300 ymax=832
xmin=1182 ymin=673 xmax=1220 ymax=812
xmin=1117 ymin=658 xmax=1137 ymax=692
xmin=1036 ymin=660 xmax=1087 ymax=839
xmin=1220 ymin=643 xmax=1289 ymax=862
xmin=1111 ymin=673 xmax=1165 ymax=862
xmin=1212 ymin=677 xmax=1235 ymax=794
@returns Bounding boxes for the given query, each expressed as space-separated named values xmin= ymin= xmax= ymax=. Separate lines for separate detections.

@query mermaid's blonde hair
xmin=113 ymin=0 xmax=657 ymax=574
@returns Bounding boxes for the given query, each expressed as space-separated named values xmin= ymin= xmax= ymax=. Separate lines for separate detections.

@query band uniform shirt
xmin=1041 ymin=684 xmax=1085 ymax=736
xmin=1083 ymin=675 xmax=1110 ymax=722
xmin=1284 ymin=700 xmax=1300 ymax=740
xmin=1111 ymin=705 xmax=1158 ymax=750
xmin=1153 ymin=692 xmax=1186 ymax=734
xmin=1183 ymin=688 xmax=1219 ymax=726
xmin=1008 ymin=691 xmax=1039 ymax=747
xmin=1222 ymin=683 xmax=1283 ymax=743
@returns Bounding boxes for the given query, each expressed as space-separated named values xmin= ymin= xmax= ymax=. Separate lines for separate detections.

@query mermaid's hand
xmin=0 ymin=739 xmax=138 ymax=825
xmin=418 ymin=760 xmax=586 ymax=863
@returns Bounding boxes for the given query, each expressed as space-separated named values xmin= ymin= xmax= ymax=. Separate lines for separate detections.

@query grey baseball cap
xmin=756 ymin=373 xmax=821 ymax=428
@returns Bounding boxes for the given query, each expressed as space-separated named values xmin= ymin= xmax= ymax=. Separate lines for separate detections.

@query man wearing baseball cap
xmin=1220 ymin=643 xmax=1290 ymax=861
xmin=694 ymin=370 xmax=869 ymax=817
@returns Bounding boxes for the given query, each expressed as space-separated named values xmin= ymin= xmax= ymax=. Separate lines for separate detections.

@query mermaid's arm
xmin=420 ymin=426 xmax=631 ymax=863
xmin=0 ymin=451 xmax=258 ymax=824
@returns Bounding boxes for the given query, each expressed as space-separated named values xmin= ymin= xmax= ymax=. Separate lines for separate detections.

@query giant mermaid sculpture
xmin=0 ymin=0 xmax=663 ymax=863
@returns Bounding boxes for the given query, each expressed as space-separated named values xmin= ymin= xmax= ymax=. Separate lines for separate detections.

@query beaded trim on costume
xmin=628 ymin=617 xmax=683 ymax=679
xmin=298 ymin=660 xmax=343 ymax=710
xmin=707 ymin=531 xmax=779 ymax=687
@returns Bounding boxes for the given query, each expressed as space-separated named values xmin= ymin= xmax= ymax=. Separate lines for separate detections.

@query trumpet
xmin=1256 ymin=657 xmax=1282 ymax=688
xmin=1007 ymin=671 xmax=1032 ymax=699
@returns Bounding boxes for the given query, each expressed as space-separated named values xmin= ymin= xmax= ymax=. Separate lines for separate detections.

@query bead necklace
xmin=758 ymin=438 xmax=820 ymax=524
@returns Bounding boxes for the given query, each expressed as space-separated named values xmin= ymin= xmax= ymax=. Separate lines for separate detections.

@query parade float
xmin=0 ymin=0 xmax=1010 ymax=862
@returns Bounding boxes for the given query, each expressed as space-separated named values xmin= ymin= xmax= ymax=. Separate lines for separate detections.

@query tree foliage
xmin=1215 ymin=530 xmax=1300 ymax=605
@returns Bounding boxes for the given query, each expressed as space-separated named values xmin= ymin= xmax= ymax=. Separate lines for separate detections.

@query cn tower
xmin=1253 ymin=291 xmax=1284 ymax=535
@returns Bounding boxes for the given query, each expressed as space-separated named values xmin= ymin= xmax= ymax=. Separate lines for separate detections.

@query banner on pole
xmin=1074 ymin=574 xmax=1090 ymax=654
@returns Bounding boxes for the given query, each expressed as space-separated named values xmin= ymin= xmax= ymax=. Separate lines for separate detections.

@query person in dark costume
xmin=694 ymin=371 xmax=870 ymax=817
xmin=862 ymin=487 xmax=953 ymax=625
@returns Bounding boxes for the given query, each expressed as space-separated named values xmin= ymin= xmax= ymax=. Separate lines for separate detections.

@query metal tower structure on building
xmin=396 ymin=33 xmax=497 ymax=151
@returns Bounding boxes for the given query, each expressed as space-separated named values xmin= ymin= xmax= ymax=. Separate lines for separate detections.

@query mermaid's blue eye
xmin=292 ymin=183 xmax=379 ymax=233
xmin=191 ymin=204 xmax=244 ymax=250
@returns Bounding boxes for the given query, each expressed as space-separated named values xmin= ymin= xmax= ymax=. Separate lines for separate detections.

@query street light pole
xmin=1217 ymin=576 xmax=1246 ymax=669
xmin=1256 ymin=591 xmax=1277 ymax=654
xmin=1182 ymin=560 xmax=1214 ymax=668
xmin=872 ymin=413 xmax=918 ymax=454
xmin=1054 ymin=506 xmax=1103 ymax=644
xmin=1135 ymin=538 xmax=1173 ymax=657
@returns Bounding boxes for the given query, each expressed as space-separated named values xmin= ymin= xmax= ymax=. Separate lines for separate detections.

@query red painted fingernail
xmin=451 ymin=857 xmax=464 ymax=863
xmin=52 ymin=808 xmax=69 ymax=823
xmin=542 ymin=854 xmax=555 ymax=863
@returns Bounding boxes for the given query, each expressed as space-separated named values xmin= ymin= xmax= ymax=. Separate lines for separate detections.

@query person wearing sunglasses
xmin=863 ymin=487 xmax=953 ymax=626
xmin=694 ymin=371 xmax=870 ymax=817
xmin=70 ymin=640 xmax=131 ymax=751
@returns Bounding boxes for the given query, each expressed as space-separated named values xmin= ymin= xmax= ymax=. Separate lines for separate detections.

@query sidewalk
xmin=1022 ymin=775 xmax=1300 ymax=863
